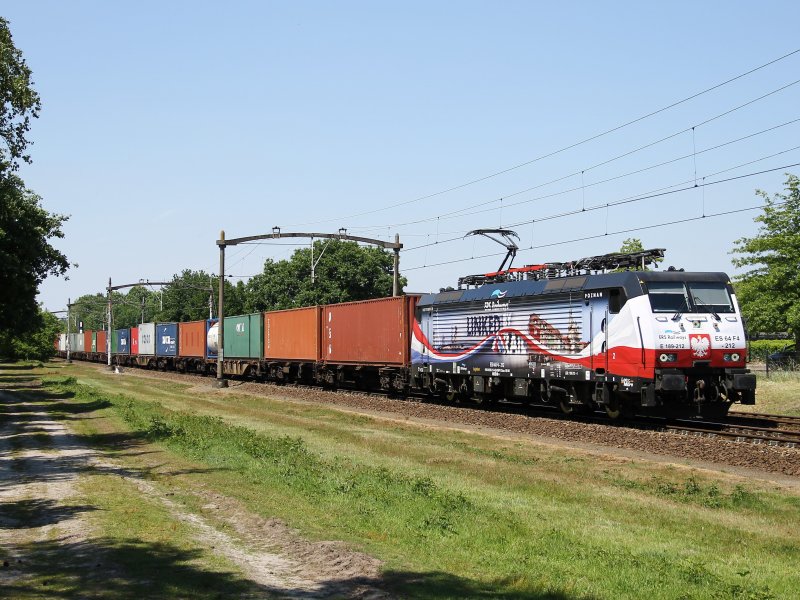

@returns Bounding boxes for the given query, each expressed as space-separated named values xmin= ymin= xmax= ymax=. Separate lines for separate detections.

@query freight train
xmin=58 ymin=250 xmax=756 ymax=419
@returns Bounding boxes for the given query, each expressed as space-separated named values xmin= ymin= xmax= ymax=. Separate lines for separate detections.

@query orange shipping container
xmin=178 ymin=320 xmax=206 ymax=358
xmin=264 ymin=306 xmax=321 ymax=361
xmin=97 ymin=330 xmax=107 ymax=354
xmin=323 ymin=296 xmax=419 ymax=366
xmin=83 ymin=330 xmax=93 ymax=353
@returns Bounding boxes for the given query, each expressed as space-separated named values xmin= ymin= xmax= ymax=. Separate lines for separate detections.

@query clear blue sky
xmin=4 ymin=1 xmax=800 ymax=312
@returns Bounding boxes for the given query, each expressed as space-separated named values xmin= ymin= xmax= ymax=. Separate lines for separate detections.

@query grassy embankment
xmin=4 ymin=361 xmax=800 ymax=599
xmin=740 ymin=369 xmax=800 ymax=415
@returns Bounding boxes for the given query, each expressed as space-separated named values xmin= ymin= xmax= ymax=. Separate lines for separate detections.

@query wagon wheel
xmin=471 ymin=392 xmax=490 ymax=405
xmin=445 ymin=389 xmax=458 ymax=403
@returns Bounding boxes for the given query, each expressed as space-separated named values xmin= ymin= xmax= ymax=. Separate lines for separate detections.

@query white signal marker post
xmin=216 ymin=230 xmax=227 ymax=388
xmin=66 ymin=297 xmax=72 ymax=363
xmin=107 ymin=278 xmax=113 ymax=370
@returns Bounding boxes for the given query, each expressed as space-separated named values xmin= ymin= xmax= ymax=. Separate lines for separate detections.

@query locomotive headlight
xmin=723 ymin=353 xmax=741 ymax=362
xmin=723 ymin=353 xmax=731 ymax=361
xmin=731 ymin=353 xmax=740 ymax=362
xmin=659 ymin=353 xmax=677 ymax=363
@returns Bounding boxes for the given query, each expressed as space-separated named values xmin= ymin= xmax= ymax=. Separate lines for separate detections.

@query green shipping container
xmin=223 ymin=313 xmax=263 ymax=358
xmin=91 ymin=331 xmax=97 ymax=353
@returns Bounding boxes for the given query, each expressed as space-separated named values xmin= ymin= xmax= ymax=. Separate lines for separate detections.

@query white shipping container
xmin=68 ymin=333 xmax=79 ymax=352
xmin=58 ymin=334 xmax=67 ymax=352
xmin=139 ymin=322 xmax=156 ymax=355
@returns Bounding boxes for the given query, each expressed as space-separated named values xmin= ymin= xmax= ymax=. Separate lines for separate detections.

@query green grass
xmin=740 ymin=370 xmax=800 ymax=415
xmin=44 ymin=368 xmax=800 ymax=600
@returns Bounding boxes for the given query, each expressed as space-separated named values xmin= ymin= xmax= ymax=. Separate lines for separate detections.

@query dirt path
xmin=0 ymin=374 xmax=389 ymax=599
xmin=0 ymin=387 xmax=97 ymax=587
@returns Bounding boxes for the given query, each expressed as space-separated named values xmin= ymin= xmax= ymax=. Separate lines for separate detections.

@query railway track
xmin=284 ymin=383 xmax=800 ymax=448
xmin=665 ymin=419 xmax=800 ymax=448
xmin=728 ymin=411 xmax=800 ymax=431
xmin=76 ymin=359 xmax=800 ymax=449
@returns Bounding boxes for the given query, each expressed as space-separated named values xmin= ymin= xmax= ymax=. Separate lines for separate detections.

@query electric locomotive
xmin=410 ymin=247 xmax=755 ymax=418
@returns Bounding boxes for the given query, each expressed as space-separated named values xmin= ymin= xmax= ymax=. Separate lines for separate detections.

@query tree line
xmin=68 ymin=239 xmax=404 ymax=332
xmin=0 ymin=17 xmax=68 ymax=360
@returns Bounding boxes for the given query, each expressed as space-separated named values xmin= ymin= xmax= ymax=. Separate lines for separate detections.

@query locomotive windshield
xmin=647 ymin=281 xmax=734 ymax=314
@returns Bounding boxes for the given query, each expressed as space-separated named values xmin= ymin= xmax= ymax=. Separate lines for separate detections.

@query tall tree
xmin=0 ymin=176 xmax=69 ymax=334
xmin=0 ymin=17 xmax=41 ymax=175
xmin=0 ymin=307 xmax=61 ymax=361
xmin=70 ymin=293 xmax=108 ymax=331
xmin=732 ymin=174 xmax=800 ymax=352
xmin=155 ymin=270 xmax=243 ymax=323
xmin=246 ymin=239 xmax=405 ymax=311
xmin=0 ymin=18 xmax=68 ymax=340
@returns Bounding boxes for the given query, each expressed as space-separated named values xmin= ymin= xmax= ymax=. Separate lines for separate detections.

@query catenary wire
xmin=400 ymin=161 xmax=800 ymax=261
xmin=402 ymin=155 xmax=800 ymax=252
xmin=403 ymin=200 xmax=790 ymax=273
xmin=371 ymin=117 xmax=800 ymax=238
xmin=285 ymin=48 xmax=800 ymax=227
xmin=346 ymin=82 xmax=800 ymax=235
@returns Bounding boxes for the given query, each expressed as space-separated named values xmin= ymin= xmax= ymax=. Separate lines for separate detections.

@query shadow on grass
xmin=0 ymin=375 xmax=38 ymax=384
xmin=1 ymin=387 xmax=75 ymax=403
xmin=1 ymin=537 xmax=265 ymax=600
xmin=382 ymin=570 xmax=589 ymax=599
xmin=0 ymin=498 xmax=97 ymax=530
xmin=1 ymin=537 xmax=584 ymax=600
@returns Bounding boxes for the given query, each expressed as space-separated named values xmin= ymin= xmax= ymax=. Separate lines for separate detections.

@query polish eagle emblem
xmin=689 ymin=334 xmax=710 ymax=358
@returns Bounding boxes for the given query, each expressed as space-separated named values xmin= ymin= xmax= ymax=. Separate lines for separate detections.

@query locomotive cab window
xmin=687 ymin=282 xmax=734 ymax=314
xmin=608 ymin=288 xmax=627 ymax=313
xmin=647 ymin=281 xmax=690 ymax=313
xmin=646 ymin=281 xmax=734 ymax=314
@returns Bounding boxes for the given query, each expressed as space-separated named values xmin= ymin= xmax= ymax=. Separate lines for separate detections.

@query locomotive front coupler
xmin=693 ymin=379 xmax=706 ymax=402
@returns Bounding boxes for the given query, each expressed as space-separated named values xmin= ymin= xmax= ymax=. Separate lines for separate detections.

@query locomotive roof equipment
xmin=458 ymin=248 xmax=666 ymax=288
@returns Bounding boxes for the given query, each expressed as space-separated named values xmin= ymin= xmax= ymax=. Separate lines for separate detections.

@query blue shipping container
xmin=114 ymin=328 xmax=131 ymax=355
xmin=156 ymin=323 xmax=178 ymax=356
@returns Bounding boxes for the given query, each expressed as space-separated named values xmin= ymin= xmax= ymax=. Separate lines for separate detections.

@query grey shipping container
xmin=139 ymin=322 xmax=156 ymax=355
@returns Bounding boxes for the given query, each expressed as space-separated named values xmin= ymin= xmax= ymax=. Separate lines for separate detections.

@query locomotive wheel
xmin=445 ymin=388 xmax=458 ymax=402
xmin=603 ymin=396 xmax=622 ymax=419
xmin=558 ymin=397 xmax=574 ymax=415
